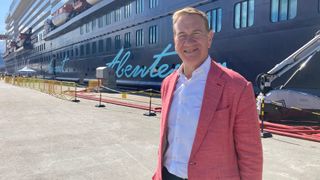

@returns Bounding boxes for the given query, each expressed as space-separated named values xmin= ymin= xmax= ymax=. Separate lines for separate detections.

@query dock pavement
xmin=0 ymin=81 xmax=319 ymax=180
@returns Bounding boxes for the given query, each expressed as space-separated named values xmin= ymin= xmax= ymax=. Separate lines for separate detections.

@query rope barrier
xmin=3 ymin=76 xmax=161 ymax=113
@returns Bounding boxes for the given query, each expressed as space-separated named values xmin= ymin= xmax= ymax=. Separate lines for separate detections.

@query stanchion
xmin=144 ymin=89 xmax=156 ymax=116
xmin=260 ymin=93 xmax=272 ymax=138
xmin=72 ymin=83 xmax=80 ymax=102
xmin=95 ymin=78 xmax=105 ymax=108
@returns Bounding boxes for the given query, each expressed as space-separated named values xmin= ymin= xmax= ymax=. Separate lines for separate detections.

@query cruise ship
xmin=2 ymin=0 xmax=320 ymax=93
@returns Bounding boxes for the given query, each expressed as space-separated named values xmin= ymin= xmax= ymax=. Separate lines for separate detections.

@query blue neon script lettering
xmin=48 ymin=56 xmax=70 ymax=73
xmin=106 ymin=44 xmax=179 ymax=78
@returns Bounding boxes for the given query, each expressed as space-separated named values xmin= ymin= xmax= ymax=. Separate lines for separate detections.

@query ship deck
xmin=0 ymin=80 xmax=319 ymax=180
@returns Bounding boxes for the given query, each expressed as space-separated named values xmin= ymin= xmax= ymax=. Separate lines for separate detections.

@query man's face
xmin=173 ymin=14 xmax=213 ymax=70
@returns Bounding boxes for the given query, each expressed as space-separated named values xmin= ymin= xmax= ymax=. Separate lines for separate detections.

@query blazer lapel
xmin=190 ymin=61 xmax=226 ymax=158
xmin=161 ymin=71 xmax=179 ymax=129
xmin=160 ymin=71 xmax=179 ymax=154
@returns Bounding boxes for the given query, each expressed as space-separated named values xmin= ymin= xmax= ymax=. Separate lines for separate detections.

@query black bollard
xmin=95 ymin=79 xmax=105 ymax=108
xmin=144 ymin=89 xmax=156 ymax=116
xmin=72 ymin=84 xmax=80 ymax=102
xmin=260 ymin=94 xmax=272 ymax=138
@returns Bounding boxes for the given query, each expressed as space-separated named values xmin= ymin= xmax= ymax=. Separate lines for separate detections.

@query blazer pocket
xmin=208 ymin=107 xmax=231 ymax=131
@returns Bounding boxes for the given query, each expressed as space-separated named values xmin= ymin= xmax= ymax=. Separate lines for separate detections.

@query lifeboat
xmin=17 ymin=29 xmax=32 ymax=49
xmin=86 ymin=0 xmax=101 ymax=5
xmin=17 ymin=33 xmax=28 ymax=47
xmin=51 ymin=4 xmax=73 ymax=26
xmin=73 ymin=0 xmax=90 ymax=14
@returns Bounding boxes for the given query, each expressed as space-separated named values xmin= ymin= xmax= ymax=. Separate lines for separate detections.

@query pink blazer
xmin=153 ymin=61 xmax=263 ymax=180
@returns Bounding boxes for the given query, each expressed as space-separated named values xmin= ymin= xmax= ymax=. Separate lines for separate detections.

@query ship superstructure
xmin=2 ymin=0 xmax=320 ymax=93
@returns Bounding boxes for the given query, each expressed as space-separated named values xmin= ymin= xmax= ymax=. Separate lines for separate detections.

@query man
xmin=153 ymin=7 xmax=263 ymax=180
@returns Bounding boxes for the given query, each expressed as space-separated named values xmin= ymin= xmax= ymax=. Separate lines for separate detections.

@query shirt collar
xmin=178 ymin=56 xmax=211 ymax=80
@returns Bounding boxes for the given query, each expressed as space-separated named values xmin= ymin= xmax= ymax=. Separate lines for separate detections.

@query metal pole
xmin=260 ymin=93 xmax=272 ymax=138
xmin=144 ymin=89 xmax=156 ymax=116
xmin=72 ymin=83 xmax=80 ymax=102
xmin=95 ymin=79 xmax=105 ymax=108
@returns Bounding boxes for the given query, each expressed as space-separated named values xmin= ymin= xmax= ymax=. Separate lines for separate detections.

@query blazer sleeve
xmin=234 ymin=82 xmax=263 ymax=180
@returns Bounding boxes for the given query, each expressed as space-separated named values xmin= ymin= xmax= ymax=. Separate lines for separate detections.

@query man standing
xmin=153 ymin=7 xmax=263 ymax=180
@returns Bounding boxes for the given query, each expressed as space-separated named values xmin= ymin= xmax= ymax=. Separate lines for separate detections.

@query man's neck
xmin=182 ymin=66 xmax=195 ymax=79
xmin=182 ymin=56 xmax=209 ymax=79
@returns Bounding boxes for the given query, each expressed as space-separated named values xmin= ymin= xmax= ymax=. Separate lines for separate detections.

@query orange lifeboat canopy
xmin=73 ymin=0 xmax=90 ymax=13
xmin=51 ymin=4 xmax=74 ymax=26
xmin=86 ymin=0 xmax=101 ymax=5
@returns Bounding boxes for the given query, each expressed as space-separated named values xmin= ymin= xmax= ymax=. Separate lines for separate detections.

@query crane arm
xmin=256 ymin=30 xmax=320 ymax=93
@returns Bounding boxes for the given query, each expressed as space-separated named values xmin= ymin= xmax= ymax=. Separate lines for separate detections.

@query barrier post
xmin=72 ymin=83 xmax=80 ymax=102
xmin=143 ymin=89 xmax=156 ymax=116
xmin=95 ymin=78 xmax=105 ymax=108
xmin=260 ymin=93 xmax=272 ymax=138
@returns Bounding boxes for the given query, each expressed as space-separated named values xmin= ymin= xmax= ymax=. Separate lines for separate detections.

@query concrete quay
xmin=0 ymin=81 xmax=319 ymax=180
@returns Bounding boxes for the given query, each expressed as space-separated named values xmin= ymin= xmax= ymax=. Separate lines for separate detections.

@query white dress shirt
xmin=164 ymin=56 xmax=211 ymax=179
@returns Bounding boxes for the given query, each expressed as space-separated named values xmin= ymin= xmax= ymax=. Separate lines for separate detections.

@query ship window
xmin=124 ymin=2 xmax=132 ymax=18
xmin=206 ymin=8 xmax=222 ymax=32
xmin=67 ymin=51 xmax=70 ymax=58
xmin=86 ymin=43 xmax=91 ymax=55
xmin=106 ymin=38 xmax=112 ymax=51
xmin=114 ymin=8 xmax=121 ymax=22
xmin=124 ymin=32 xmax=131 ymax=48
xmin=106 ymin=12 xmax=112 ymax=25
xmin=271 ymin=0 xmax=297 ymax=22
xmin=70 ymin=49 xmax=73 ymax=57
xmin=80 ymin=25 xmax=84 ymax=35
xmin=92 ymin=42 xmax=97 ymax=54
xmin=80 ymin=45 xmax=84 ymax=56
xmin=86 ymin=22 xmax=90 ymax=33
xmin=149 ymin=0 xmax=158 ymax=9
xmin=149 ymin=25 xmax=158 ymax=44
xmin=63 ymin=51 xmax=66 ymax=58
xmin=98 ymin=40 xmax=104 ymax=53
xmin=75 ymin=47 xmax=79 ymax=56
xmin=92 ymin=19 xmax=97 ymax=31
xmin=136 ymin=29 xmax=144 ymax=47
xmin=234 ymin=0 xmax=254 ymax=29
xmin=115 ymin=35 xmax=121 ymax=49
xmin=98 ymin=16 xmax=104 ymax=28
xmin=136 ymin=0 xmax=144 ymax=14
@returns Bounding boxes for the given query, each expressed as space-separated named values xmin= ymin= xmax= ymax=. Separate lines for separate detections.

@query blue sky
xmin=0 ymin=1 xmax=12 ymax=34
xmin=0 ymin=0 xmax=12 ymax=54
